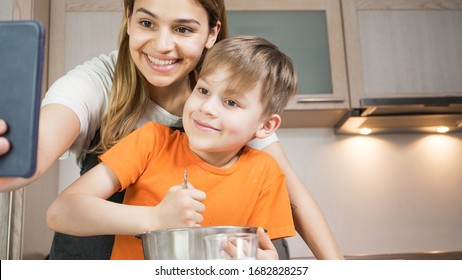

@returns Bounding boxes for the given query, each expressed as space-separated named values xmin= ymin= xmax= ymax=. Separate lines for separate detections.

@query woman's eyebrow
xmin=135 ymin=7 xmax=201 ymax=26
xmin=136 ymin=7 xmax=157 ymax=19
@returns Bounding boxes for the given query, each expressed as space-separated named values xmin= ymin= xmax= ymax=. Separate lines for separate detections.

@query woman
xmin=0 ymin=0 xmax=342 ymax=259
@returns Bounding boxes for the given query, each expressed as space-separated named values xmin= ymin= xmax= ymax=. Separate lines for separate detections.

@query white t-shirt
xmin=41 ymin=51 xmax=279 ymax=167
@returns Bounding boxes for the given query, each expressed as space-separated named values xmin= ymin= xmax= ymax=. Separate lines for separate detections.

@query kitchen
xmin=1 ymin=0 xmax=462 ymax=260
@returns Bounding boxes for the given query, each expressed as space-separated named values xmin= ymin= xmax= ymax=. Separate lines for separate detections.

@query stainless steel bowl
xmin=139 ymin=226 xmax=258 ymax=260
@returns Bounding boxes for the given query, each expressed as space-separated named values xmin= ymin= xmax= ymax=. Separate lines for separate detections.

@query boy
xmin=47 ymin=36 xmax=298 ymax=260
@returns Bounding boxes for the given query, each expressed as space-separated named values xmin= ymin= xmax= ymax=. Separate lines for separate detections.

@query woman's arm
xmin=0 ymin=104 xmax=80 ymax=192
xmin=0 ymin=52 xmax=116 ymax=193
xmin=46 ymin=163 xmax=206 ymax=236
xmin=262 ymin=141 xmax=344 ymax=259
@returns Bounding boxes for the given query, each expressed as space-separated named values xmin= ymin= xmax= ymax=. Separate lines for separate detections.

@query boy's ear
xmin=255 ymin=114 xmax=281 ymax=139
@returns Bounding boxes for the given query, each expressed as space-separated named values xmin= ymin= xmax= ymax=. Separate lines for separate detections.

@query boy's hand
xmin=256 ymin=227 xmax=279 ymax=260
xmin=156 ymin=183 xmax=206 ymax=228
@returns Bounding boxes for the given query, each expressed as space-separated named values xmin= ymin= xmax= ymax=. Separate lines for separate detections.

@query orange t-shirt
xmin=100 ymin=122 xmax=295 ymax=260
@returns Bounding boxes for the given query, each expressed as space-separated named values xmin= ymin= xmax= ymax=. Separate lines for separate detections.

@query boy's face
xmin=183 ymin=70 xmax=266 ymax=162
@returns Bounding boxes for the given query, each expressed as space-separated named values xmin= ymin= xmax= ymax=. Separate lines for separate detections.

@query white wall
xmin=23 ymin=129 xmax=462 ymax=259
xmin=279 ymin=128 xmax=462 ymax=259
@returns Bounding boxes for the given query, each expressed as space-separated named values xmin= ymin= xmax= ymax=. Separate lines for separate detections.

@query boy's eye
xmin=225 ymin=99 xmax=239 ymax=107
xmin=198 ymin=87 xmax=209 ymax=95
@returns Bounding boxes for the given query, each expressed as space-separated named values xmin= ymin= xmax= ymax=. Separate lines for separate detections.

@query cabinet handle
xmin=297 ymin=97 xmax=345 ymax=103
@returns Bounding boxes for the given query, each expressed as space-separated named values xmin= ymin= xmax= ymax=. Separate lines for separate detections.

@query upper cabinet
xmin=224 ymin=0 xmax=349 ymax=127
xmin=342 ymin=0 xmax=462 ymax=108
xmin=48 ymin=0 xmax=122 ymax=84
xmin=47 ymin=0 xmax=462 ymax=128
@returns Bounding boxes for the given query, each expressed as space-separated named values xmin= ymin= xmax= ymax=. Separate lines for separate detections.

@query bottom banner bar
xmin=2 ymin=260 xmax=461 ymax=280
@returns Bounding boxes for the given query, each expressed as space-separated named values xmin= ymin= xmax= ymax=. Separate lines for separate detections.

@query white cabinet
xmin=342 ymin=0 xmax=462 ymax=108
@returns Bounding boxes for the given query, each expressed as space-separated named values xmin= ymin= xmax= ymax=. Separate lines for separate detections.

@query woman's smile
xmin=147 ymin=54 xmax=177 ymax=66
xmin=144 ymin=53 xmax=179 ymax=73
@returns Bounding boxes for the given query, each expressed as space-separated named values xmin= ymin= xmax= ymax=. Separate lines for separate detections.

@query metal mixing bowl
xmin=139 ymin=226 xmax=258 ymax=260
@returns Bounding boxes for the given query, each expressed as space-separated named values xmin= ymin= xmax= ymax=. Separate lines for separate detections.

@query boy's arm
xmin=46 ymin=163 xmax=156 ymax=236
xmin=262 ymin=141 xmax=344 ymax=259
xmin=46 ymin=163 xmax=206 ymax=236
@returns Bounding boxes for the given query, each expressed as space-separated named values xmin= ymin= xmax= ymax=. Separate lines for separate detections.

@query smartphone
xmin=0 ymin=20 xmax=45 ymax=177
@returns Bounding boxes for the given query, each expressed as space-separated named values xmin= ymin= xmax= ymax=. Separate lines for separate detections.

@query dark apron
xmin=47 ymin=127 xmax=289 ymax=259
xmin=48 ymin=129 xmax=122 ymax=259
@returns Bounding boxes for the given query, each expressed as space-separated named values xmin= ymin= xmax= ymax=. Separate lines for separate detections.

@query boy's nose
xmin=199 ymin=98 xmax=218 ymax=117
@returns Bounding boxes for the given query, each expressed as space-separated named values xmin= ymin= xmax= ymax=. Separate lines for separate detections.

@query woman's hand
xmin=155 ymin=183 xmax=206 ymax=229
xmin=0 ymin=119 xmax=10 ymax=156
xmin=1 ymin=104 xmax=81 ymax=192
xmin=256 ymin=227 xmax=279 ymax=260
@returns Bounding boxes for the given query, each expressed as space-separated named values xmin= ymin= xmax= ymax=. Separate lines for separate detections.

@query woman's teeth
xmin=148 ymin=55 xmax=176 ymax=66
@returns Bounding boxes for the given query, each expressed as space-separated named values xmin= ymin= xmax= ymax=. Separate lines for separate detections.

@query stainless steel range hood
xmin=335 ymin=96 xmax=462 ymax=134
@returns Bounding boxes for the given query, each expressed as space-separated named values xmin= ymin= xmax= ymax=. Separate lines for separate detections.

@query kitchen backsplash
xmin=278 ymin=128 xmax=462 ymax=258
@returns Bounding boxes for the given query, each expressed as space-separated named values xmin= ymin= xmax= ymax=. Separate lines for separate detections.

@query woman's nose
xmin=152 ymin=28 xmax=174 ymax=52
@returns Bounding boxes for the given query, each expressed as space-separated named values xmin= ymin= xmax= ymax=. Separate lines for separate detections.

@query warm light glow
xmin=359 ymin=128 xmax=372 ymax=135
xmin=436 ymin=126 xmax=450 ymax=133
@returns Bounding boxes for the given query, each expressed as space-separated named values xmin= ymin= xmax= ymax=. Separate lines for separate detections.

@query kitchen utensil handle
xmin=183 ymin=170 xmax=188 ymax=189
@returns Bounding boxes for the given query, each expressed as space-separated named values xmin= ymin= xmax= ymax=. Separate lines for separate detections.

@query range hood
xmin=335 ymin=96 xmax=462 ymax=134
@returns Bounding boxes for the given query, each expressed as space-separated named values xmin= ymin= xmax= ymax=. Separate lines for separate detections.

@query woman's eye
xmin=139 ymin=20 xmax=153 ymax=28
xmin=176 ymin=26 xmax=193 ymax=34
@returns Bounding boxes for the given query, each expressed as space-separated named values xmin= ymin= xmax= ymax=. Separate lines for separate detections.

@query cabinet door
xmin=343 ymin=0 xmax=462 ymax=108
xmin=225 ymin=0 xmax=349 ymax=115
xmin=48 ymin=0 xmax=121 ymax=83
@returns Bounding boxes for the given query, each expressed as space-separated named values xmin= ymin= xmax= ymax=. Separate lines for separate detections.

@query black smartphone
xmin=0 ymin=20 xmax=45 ymax=177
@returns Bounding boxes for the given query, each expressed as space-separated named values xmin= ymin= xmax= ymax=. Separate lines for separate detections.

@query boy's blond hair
xmin=199 ymin=35 xmax=298 ymax=118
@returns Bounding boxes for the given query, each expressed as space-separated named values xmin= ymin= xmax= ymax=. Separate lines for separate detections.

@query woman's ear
xmin=255 ymin=114 xmax=281 ymax=139
xmin=126 ymin=10 xmax=131 ymax=36
xmin=205 ymin=21 xmax=221 ymax=49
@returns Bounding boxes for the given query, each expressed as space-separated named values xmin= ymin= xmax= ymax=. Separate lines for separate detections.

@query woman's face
xmin=127 ymin=0 xmax=219 ymax=89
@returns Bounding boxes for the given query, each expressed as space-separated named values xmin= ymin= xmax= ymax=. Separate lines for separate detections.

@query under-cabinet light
xmin=436 ymin=126 xmax=449 ymax=133
xmin=359 ymin=128 xmax=372 ymax=135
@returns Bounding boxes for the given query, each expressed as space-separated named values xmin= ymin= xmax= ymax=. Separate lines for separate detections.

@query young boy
xmin=47 ymin=35 xmax=298 ymax=260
